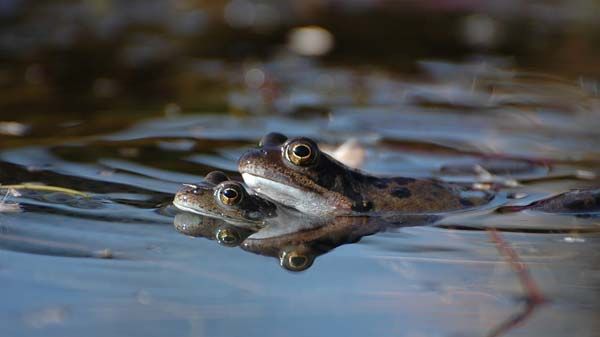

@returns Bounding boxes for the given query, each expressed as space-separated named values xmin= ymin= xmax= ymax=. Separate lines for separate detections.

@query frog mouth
xmin=172 ymin=200 xmax=216 ymax=217
xmin=173 ymin=199 xmax=259 ymax=226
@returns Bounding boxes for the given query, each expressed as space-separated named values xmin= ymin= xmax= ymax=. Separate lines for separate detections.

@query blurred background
xmin=1 ymin=0 xmax=599 ymax=119
xmin=1 ymin=2 xmax=600 ymax=337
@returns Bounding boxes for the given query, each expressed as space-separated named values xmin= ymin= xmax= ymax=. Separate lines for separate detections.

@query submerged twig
xmin=485 ymin=228 xmax=546 ymax=337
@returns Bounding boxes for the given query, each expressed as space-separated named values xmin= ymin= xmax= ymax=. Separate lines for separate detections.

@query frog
xmin=238 ymin=132 xmax=493 ymax=216
xmin=175 ymin=169 xmax=443 ymax=271
xmin=172 ymin=171 xmax=277 ymax=228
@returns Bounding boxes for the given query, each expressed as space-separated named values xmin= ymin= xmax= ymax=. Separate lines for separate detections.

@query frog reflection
xmin=173 ymin=211 xmax=255 ymax=247
xmin=241 ymin=214 xmax=384 ymax=271
xmin=173 ymin=207 xmax=391 ymax=271
xmin=179 ymin=208 xmax=438 ymax=272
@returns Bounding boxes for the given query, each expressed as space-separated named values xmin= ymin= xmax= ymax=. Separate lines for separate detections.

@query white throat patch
xmin=242 ymin=173 xmax=337 ymax=216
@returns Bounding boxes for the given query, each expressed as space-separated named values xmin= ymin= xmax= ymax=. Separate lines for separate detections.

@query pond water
xmin=1 ymin=57 xmax=599 ymax=337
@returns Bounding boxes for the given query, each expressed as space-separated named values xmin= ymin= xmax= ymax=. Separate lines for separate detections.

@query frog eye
xmin=216 ymin=183 xmax=243 ymax=206
xmin=279 ymin=250 xmax=314 ymax=271
xmin=216 ymin=228 xmax=241 ymax=247
xmin=285 ymin=141 xmax=317 ymax=166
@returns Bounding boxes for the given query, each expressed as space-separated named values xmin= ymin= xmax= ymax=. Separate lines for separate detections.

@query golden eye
xmin=285 ymin=142 xmax=316 ymax=166
xmin=216 ymin=228 xmax=240 ymax=247
xmin=279 ymin=250 xmax=313 ymax=271
xmin=218 ymin=186 xmax=242 ymax=206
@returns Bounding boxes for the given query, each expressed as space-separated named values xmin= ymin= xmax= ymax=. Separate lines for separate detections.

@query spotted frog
xmin=238 ymin=133 xmax=492 ymax=216
xmin=173 ymin=171 xmax=276 ymax=227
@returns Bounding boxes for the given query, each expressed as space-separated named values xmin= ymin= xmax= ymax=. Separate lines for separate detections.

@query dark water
xmin=1 ymin=59 xmax=599 ymax=337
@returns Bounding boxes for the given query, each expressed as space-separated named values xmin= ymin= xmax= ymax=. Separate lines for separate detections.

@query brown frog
xmin=238 ymin=133 xmax=492 ymax=216
xmin=173 ymin=171 xmax=276 ymax=228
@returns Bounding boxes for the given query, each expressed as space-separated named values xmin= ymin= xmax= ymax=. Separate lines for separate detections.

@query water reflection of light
xmin=288 ymin=26 xmax=334 ymax=56
xmin=244 ymin=68 xmax=266 ymax=89
xmin=563 ymin=236 xmax=585 ymax=243
xmin=0 ymin=121 xmax=28 ymax=136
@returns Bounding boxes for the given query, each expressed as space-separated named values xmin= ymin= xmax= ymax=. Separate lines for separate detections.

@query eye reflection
xmin=279 ymin=249 xmax=314 ymax=271
xmin=216 ymin=228 xmax=241 ymax=247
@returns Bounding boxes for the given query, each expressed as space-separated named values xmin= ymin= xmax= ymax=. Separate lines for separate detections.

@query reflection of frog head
xmin=173 ymin=211 xmax=254 ymax=248
xmin=242 ymin=215 xmax=380 ymax=272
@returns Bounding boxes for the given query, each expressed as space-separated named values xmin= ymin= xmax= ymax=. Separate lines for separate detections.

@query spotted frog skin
xmin=238 ymin=133 xmax=492 ymax=216
xmin=173 ymin=171 xmax=276 ymax=227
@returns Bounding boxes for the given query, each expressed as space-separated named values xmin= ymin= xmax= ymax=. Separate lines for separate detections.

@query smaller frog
xmin=173 ymin=171 xmax=230 ymax=216
xmin=173 ymin=171 xmax=276 ymax=227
